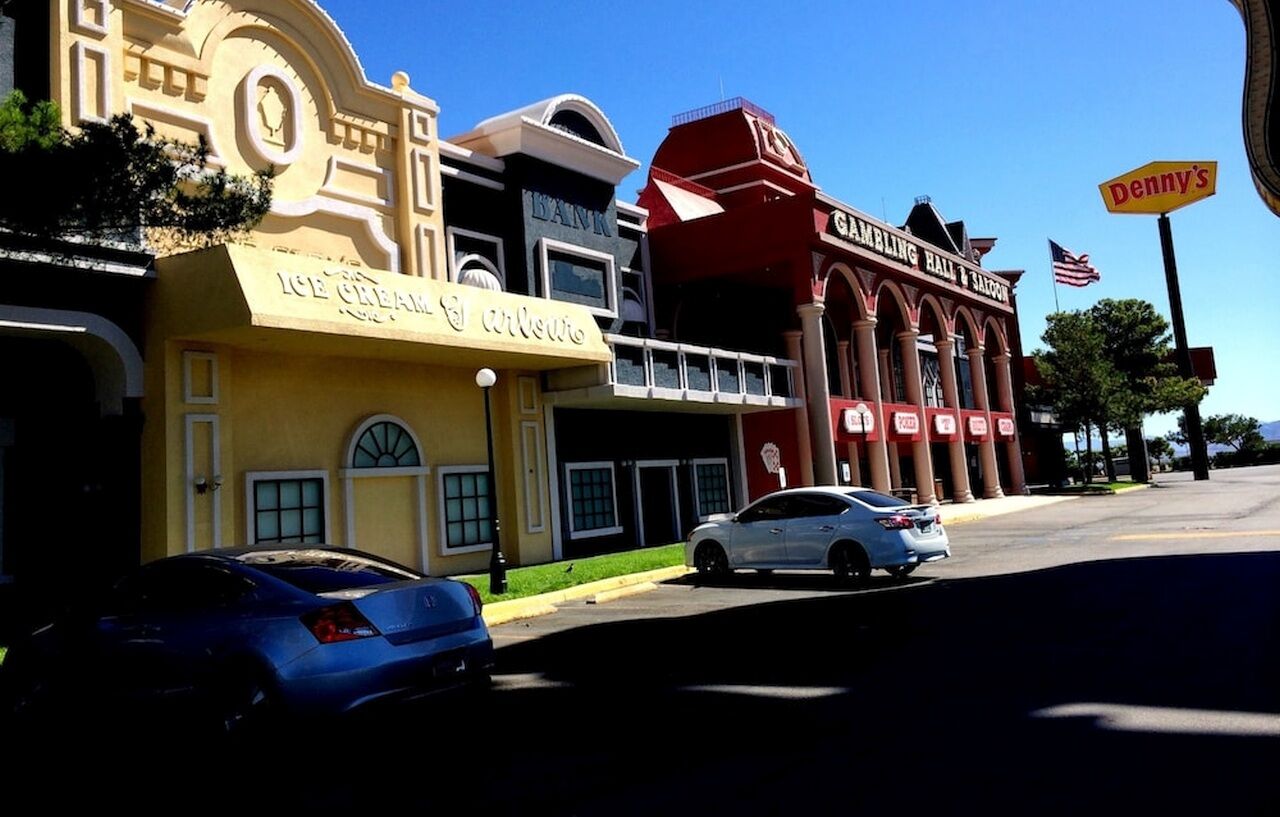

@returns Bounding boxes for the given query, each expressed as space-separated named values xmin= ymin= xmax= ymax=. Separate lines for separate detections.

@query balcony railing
xmin=605 ymin=334 xmax=799 ymax=408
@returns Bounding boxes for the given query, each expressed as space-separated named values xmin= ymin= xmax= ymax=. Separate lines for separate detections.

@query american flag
xmin=1049 ymin=239 xmax=1100 ymax=287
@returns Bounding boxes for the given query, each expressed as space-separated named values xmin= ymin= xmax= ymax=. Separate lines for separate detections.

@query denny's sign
xmin=1098 ymin=161 xmax=1217 ymax=215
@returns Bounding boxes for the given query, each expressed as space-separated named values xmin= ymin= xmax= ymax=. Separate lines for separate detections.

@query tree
xmin=1086 ymin=299 xmax=1205 ymax=481
xmin=1202 ymin=414 xmax=1265 ymax=452
xmin=1147 ymin=436 xmax=1174 ymax=470
xmin=1034 ymin=311 xmax=1121 ymax=484
xmin=0 ymin=90 xmax=272 ymax=245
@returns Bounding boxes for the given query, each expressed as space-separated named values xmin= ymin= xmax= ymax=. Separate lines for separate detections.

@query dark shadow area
xmin=6 ymin=551 xmax=1279 ymax=815
xmin=670 ymin=569 xmax=933 ymax=593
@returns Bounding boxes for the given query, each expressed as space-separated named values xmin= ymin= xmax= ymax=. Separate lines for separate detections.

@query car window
xmin=737 ymin=495 xmax=794 ymax=524
xmin=235 ymin=548 xmax=422 ymax=594
xmin=106 ymin=561 xmax=255 ymax=615
xmin=844 ymin=489 xmax=910 ymax=509
xmin=790 ymin=495 xmax=850 ymax=518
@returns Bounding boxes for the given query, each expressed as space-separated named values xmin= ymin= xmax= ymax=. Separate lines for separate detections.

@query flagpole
xmin=1048 ymin=238 xmax=1060 ymax=312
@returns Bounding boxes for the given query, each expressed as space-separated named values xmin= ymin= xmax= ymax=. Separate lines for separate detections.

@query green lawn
xmin=456 ymin=543 xmax=686 ymax=604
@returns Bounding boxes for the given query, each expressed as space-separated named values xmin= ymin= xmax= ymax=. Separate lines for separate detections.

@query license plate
xmin=433 ymin=654 xmax=467 ymax=677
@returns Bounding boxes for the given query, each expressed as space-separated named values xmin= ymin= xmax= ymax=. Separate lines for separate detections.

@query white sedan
xmin=685 ymin=487 xmax=950 ymax=581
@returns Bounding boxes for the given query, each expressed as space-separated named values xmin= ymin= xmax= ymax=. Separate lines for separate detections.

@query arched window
xmin=351 ymin=419 xmax=421 ymax=468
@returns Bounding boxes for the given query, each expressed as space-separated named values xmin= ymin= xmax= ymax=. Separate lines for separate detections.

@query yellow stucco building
xmin=50 ymin=0 xmax=612 ymax=574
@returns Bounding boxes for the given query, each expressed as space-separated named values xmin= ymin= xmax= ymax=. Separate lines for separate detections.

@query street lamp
xmin=475 ymin=367 xmax=507 ymax=595
xmin=843 ymin=402 xmax=874 ymax=486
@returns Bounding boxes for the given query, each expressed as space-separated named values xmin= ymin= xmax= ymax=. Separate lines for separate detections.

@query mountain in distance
xmin=1166 ymin=419 xmax=1279 ymax=456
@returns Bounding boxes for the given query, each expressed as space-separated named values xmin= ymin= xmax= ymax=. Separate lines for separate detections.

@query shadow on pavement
xmin=8 ymin=551 xmax=1279 ymax=815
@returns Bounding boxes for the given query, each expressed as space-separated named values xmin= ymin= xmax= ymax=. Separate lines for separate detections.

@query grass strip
xmin=456 ymin=543 xmax=685 ymax=605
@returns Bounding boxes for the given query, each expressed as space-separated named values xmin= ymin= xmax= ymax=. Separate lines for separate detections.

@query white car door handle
xmin=819 ymin=525 xmax=835 ymax=532
xmin=770 ymin=527 xmax=784 ymax=535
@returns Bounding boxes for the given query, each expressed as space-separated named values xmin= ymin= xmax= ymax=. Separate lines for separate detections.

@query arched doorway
xmin=0 ymin=308 xmax=144 ymax=625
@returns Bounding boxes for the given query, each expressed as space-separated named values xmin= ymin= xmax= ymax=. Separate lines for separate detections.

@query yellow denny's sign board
xmin=157 ymin=244 xmax=611 ymax=365
xmin=1098 ymin=161 xmax=1217 ymax=214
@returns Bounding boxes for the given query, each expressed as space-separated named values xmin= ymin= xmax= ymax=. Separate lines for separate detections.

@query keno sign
xmin=933 ymin=414 xmax=957 ymax=435
xmin=892 ymin=412 xmax=919 ymax=435
xmin=997 ymin=417 xmax=1016 ymax=436
xmin=967 ymin=416 xmax=989 ymax=436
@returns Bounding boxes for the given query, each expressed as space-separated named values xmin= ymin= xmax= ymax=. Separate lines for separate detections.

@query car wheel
xmin=831 ymin=543 xmax=871 ymax=585
xmin=694 ymin=541 xmax=730 ymax=579
xmin=214 ymin=668 xmax=278 ymax=738
xmin=886 ymin=564 xmax=917 ymax=579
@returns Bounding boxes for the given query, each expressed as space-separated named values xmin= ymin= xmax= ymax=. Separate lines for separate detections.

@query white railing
xmin=604 ymin=333 xmax=799 ymax=407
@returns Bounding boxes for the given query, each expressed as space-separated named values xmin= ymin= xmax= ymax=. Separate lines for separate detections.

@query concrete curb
xmin=483 ymin=565 xmax=693 ymax=627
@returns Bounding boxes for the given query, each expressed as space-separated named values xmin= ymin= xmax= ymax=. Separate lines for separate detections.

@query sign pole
xmin=1157 ymin=214 xmax=1210 ymax=481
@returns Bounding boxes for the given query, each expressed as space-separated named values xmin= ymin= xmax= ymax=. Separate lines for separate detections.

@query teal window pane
xmin=447 ymin=522 xmax=464 ymax=547
xmin=256 ymin=482 xmax=278 ymax=511
xmin=302 ymin=480 xmax=321 ymax=506
xmin=280 ymin=509 xmax=302 ymax=539
xmin=303 ymin=508 xmax=322 ymax=536
xmin=257 ymin=511 xmax=278 ymax=540
xmin=280 ymin=481 xmax=301 ymax=509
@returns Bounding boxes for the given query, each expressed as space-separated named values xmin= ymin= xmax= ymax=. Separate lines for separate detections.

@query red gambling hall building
xmin=638 ymin=98 xmax=1029 ymax=503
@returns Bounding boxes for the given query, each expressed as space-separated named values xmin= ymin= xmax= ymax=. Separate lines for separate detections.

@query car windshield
xmin=234 ymin=549 xmax=422 ymax=594
xmin=844 ymin=489 xmax=910 ymax=509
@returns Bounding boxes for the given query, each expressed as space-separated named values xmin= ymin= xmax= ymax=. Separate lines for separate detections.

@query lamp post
xmin=475 ymin=368 xmax=507 ymax=595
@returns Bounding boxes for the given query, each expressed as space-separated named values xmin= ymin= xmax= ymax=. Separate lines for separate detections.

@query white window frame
xmin=244 ymin=469 xmax=331 ymax=546
xmin=446 ymin=226 xmax=506 ymax=285
xmin=691 ymin=457 xmax=732 ymax=522
xmin=345 ymin=414 xmax=427 ymax=473
xmin=565 ymin=461 xmax=624 ymax=540
xmin=538 ymin=237 xmax=618 ymax=320
xmin=437 ymin=465 xmax=496 ymax=556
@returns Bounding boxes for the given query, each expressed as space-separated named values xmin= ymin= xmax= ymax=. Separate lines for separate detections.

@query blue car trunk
xmin=335 ymin=580 xmax=478 ymax=646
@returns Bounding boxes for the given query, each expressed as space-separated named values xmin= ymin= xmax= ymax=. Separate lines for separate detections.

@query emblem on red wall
xmin=755 ymin=120 xmax=806 ymax=174
xmin=997 ymin=417 xmax=1016 ymax=436
xmin=760 ymin=442 xmax=782 ymax=474
xmin=967 ymin=416 xmax=989 ymax=436
xmin=933 ymin=414 xmax=957 ymax=435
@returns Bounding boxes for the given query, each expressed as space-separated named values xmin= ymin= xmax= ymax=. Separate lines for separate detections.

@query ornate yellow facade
xmin=48 ymin=1 xmax=610 ymax=574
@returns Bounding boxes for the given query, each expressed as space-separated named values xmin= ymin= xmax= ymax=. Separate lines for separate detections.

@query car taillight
xmin=876 ymin=514 xmax=915 ymax=530
xmin=464 ymin=582 xmax=483 ymax=616
xmin=302 ymin=602 xmax=380 ymax=644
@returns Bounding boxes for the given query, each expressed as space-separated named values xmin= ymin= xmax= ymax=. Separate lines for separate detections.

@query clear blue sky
xmin=322 ymin=0 xmax=1279 ymax=435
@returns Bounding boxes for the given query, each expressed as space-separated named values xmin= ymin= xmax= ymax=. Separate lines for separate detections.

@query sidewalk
xmin=482 ymin=489 xmax=1107 ymax=628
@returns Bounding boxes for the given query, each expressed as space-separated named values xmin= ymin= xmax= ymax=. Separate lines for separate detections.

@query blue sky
xmin=321 ymin=0 xmax=1279 ymax=435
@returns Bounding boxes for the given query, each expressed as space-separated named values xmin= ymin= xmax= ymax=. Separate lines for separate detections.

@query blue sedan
xmin=2 ymin=547 xmax=493 ymax=731
xmin=686 ymin=487 xmax=950 ymax=581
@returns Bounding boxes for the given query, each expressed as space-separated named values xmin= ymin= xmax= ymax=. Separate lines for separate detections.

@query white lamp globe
xmin=475 ymin=368 xmax=497 ymax=388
